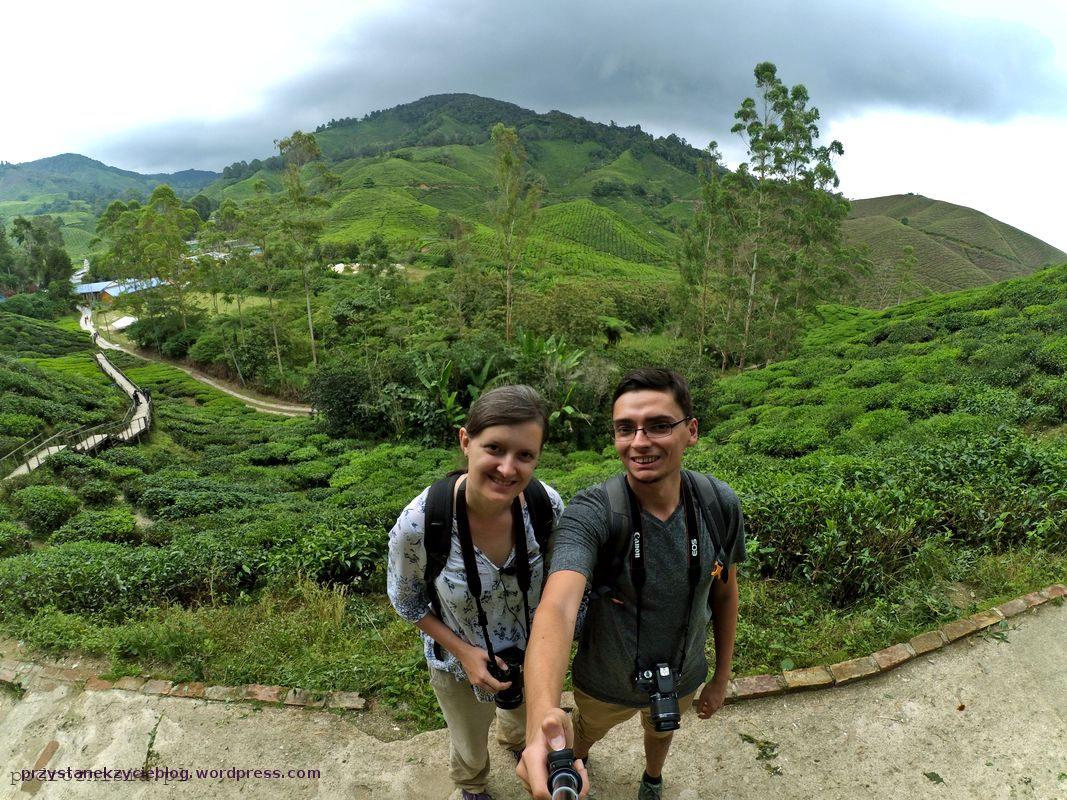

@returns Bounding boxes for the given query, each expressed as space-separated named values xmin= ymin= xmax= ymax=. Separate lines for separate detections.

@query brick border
xmin=1 ymin=584 xmax=1063 ymax=710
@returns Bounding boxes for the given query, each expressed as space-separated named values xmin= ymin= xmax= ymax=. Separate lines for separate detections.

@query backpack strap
xmin=592 ymin=471 xmax=731 ymax=603
xmin=521 ymin=478 xmax=554 ymax=590
xmin=681 ymin=470 xmax=729 ymax=583
xmin=423 ymin=472 xmax=462 ymax=660
xmin=591 ymin=474 xmax=633 ymax=599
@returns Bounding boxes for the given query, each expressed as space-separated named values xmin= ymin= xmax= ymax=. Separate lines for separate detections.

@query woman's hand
xmin=457 ymin=644 xmax=512 ymax=693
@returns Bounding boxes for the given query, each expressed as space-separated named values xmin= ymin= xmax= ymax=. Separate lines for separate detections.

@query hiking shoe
xmin=636 ymin=776 xmax=662 ymax=800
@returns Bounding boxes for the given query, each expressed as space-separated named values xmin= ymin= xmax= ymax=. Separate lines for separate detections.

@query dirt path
xmin=1 ymin=601 xmax=1063 ymax=800
xmin=77 ymin=308 xmax=313 ymax=418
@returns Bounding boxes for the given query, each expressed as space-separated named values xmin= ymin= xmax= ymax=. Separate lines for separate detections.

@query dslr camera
xmin=634 ymin=663 xmax=681 ymax=731
xmin=487 ymin=646 xmax=525 ymax=709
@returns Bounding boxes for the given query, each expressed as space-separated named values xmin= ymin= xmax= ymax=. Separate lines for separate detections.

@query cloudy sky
xmin=3 ymin=0 xmax=1066 ymax=249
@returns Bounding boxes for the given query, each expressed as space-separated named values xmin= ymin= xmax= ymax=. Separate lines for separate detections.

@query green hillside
xmin=845 ymin=194 xmax=1066 ymax=306
xmin=0 ymin=154 xmax=216 ymax=204
xmin=0 ymin=154 xmax=217 ymax=259
xmin=205 ymin=96 xmax=1065 ymax=314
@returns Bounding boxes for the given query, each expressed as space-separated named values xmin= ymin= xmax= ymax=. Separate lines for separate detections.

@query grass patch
xmin=1 ymin=579 xmax=443 ymax=730
xmin=728 ymin=545 xmax=1067 ymax=675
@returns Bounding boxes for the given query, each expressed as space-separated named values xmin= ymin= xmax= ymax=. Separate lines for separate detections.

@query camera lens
xmin=492 ymin=647 xmax=525 ymax=709
xmin=649 ymin=694 xmax=681 ymax=731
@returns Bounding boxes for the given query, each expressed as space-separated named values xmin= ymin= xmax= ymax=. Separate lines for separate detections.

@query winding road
xmin=78 ymin=308 xmax=313 ymax=418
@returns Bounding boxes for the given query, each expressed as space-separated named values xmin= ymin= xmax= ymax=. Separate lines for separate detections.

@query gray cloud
xmin=90 ymin=0 xmax=1067 ymax=173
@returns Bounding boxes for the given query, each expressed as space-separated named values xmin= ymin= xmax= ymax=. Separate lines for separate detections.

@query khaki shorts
xmin=572 ymin=685 xmax=697 ymax=746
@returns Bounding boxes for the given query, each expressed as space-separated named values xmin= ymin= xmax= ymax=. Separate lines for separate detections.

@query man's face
xmin=612 ymin=389 xmax=698 ymax=485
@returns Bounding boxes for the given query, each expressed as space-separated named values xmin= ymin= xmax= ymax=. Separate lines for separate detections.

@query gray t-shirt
xmin=548 ymin=474 xmax=746 ymax=707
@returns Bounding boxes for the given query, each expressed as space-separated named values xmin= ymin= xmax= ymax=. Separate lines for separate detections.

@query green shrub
xmin=50 ymin=508 xmax=138 ymax=545
xmin=0 ymin=521 xmax=29 ymax=557
xmin=0 ymin=412 xmax=43 ymax=437
xmin=1035 ymin=336 xmax=1067 ymax=375
xmin=884 ymin=321 xmax=936 ymax=344
xmin=289 ymin=460 xmax=336 ymax=488
xmin=0 ymin=530 xmax=263 ymax=619
xmin=956 ymin=386 xmax=1034 ymax=422
xmin=77 ymin=479 xmax=118 ymax=506
xmin=137 ymin=473 xmax=268 ymax=520
xmin=890 ymin=383 xmax=957 ymax=418
xmin=738 ymin=424 xmax=825 ymax=457
xmin=844 ymin=360 xmax=902 ymax=388
xmin=45 ymin=451 xmax=113 ymax=485
xmin=246 ymin=441 xmax=296 ymax=465
xmin=12 ymin=485 xmax=80 ymax=535
xmin=265 ymin=514 xmax=384 ymax=589
xmin=287 ymin=446 xmax=322 ymax=463
xmin=847 ymin=409 xmax=910 ymax=442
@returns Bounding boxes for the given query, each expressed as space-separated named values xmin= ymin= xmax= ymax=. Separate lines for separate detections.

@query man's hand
xmin=517 ymin=709 xmax=588 ymax=799
xmin=695 ymin=674 xmax=729 ymax=719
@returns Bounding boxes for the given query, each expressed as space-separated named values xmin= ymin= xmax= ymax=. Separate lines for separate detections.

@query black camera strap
xmin=626 ymin=479 xmax=702 ymax=678
xmin=455 ymin=485 xmax=533 ymax=664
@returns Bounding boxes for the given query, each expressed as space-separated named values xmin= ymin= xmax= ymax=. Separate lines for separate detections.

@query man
xmin=518 ymin=368 xmax=745 ymax=800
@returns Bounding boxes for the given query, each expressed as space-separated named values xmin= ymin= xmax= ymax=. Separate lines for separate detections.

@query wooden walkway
xmin=2 ymin=353 xmax=152 ymax=480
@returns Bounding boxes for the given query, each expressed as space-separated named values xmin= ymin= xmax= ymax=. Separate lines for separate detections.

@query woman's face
xmin=459 ymin=421 xmax=544 ymax=507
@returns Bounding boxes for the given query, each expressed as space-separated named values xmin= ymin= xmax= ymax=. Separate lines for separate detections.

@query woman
xmin=388 ymin=385 xmax=564 ymax=800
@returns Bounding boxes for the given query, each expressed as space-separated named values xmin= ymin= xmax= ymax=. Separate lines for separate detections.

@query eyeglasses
xmin=611 ymin=417 xmax=692 ymax=441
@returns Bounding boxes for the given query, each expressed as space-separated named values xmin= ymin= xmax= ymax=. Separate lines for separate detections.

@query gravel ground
xmin=1 ymin=601 xmax=1063 ymax=800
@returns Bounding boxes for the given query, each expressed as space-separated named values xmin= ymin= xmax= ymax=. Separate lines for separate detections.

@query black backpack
xmin=422 ymin=472 xmax=554 ymax=658
xmin=590 ymin=469 xmax=731 ymax=606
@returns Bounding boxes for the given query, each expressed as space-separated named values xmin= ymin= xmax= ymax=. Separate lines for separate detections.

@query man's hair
xmin=465 ymin=384 xmax=549 ymax=447
xmin=612 ymin=368 xmax=693 ymax=417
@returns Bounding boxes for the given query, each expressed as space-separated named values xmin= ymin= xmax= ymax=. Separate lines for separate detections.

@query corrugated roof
xmin=73 ymin=281 xmax=118 ymax=294
xmin=104 ymin=278 xmax=166 ymax=296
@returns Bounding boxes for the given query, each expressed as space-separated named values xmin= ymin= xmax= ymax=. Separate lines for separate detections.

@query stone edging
xmin=1 ymin=584 xmax=1063 ymax=711
xmin=721 ymin=584 xmax=1065 ymax=702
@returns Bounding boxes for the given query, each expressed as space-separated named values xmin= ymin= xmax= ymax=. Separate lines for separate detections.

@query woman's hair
xmin=464 ymin=384 xmax=549 ymax=446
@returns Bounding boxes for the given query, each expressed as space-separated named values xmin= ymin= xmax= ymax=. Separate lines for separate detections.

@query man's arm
xmin=696 ymin=565 xmax=739 ymax=719
xmin=517 ymin=569 xmax=587 ymax=799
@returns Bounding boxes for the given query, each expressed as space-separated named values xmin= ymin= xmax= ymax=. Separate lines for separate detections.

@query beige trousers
xmin=572 ymin=686 xmax=698 ymax=750
xmin=430 ymin=668 xmax=526 ymax=793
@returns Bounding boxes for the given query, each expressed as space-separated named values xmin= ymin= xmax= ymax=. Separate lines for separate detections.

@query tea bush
xmin=12 ymin=485 xmax=80 ymax=535
xmin=0 ymin=521 xmax=29 ymax=557
xmin=0 ymin=413 xmax=43 ymax=437
xmin=50 ymin=508 xmax=138 ymax=545
xmin=77 ymin=480 xmax=118 ymax=506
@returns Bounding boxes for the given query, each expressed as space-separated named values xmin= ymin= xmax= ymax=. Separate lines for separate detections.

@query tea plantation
xmin=0 ymin=265 xmax=1064 ymax=729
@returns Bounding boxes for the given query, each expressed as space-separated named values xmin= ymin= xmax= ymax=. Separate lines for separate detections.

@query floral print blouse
xmin=387 ymin=482 xmax=564 ymax=701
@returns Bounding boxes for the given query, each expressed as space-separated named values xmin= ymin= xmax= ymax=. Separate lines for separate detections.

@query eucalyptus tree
xmin=489 ymin=123 xmax=540 ymax=342
xmin=727 ymin=61 xmax=854 ymax=366
xmin=274 ymin=130 xmax=328 ymax=367
xmin=238 ymin=181 xmax=287 ymax=380
xmin=676 ymin=143 xmax=748 ymax=369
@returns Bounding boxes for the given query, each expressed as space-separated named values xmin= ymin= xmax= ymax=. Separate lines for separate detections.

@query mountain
xmin=0 ymin=154 xmax=218 ymax=261
xmin=844 ymin=194 xmax=1066 ymax=307
xmin=205 ymin=94 xmax=1066 ymax=308
xmin=0 ymin=153 xmax=217 ymax=203
xmin=10 ymin=95 xmax=1063 ymax=306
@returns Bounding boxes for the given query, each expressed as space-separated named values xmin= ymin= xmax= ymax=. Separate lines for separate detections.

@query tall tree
xmin=724 ymin=62 xmax=856 ymax=366
xmin=676 ymin=144 xmax=747 ymax=370
xmin=275 ymin=130 xmax=327 ymax=367
xmin=489 ymin=123 xmax=540 ymax=342
xmin=239 ymin=181 xmax=288 ymax=381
